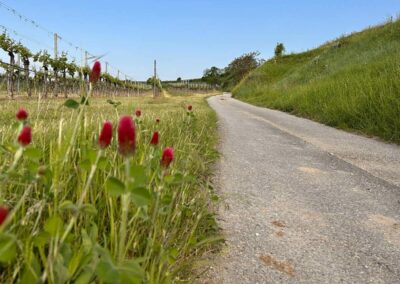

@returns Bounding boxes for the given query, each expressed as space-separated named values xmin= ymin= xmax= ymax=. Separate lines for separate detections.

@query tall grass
xmin=0 ymin=95 xmax=220 ymax=283
xmin=233 ymin=19 xmax=400 ymax=143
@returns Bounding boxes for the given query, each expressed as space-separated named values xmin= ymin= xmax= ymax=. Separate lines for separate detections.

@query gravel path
xmin=203 ymin=93 xmax=400 ymax=283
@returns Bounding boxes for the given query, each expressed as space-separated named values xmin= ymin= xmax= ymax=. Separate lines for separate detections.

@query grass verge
xmin=233 ymin=19 xmax=400 ymax=143
xmin=0 ymin=94 xmax=221 ymax=283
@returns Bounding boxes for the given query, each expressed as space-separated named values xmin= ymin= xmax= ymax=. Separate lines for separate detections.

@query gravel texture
xmin=201 ymin=93 xmax=400 ymax=284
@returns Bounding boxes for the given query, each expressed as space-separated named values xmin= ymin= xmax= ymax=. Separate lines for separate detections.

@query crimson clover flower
xmin=156 ymin=118 xmax=160 ymax=123
xmin=150 ymin=131 xmax=159 ymax=146
xmin=135 ymin=109 xmax=141 ymax=118
xmin=118 ymin=116 xmax=136 ymax=156
xmin=89 ymin=61 xmax=101 ymax=83
xmin=0 ymin=206 xmax=8 ymax=226
xmin=187 ymin=105 xmax=192 ymax=111
xmin=161 ymin=147 xmax=174 ymax=167
xmin=18 ymin=126 xmax=32 ymax=146
xmin=16 ymin=108 xmax=28 ymax=121
xmin=98 ymin=121 xmax=113 ymax=149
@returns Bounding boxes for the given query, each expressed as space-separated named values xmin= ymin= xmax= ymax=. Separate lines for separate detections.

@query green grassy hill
xmin=233 ymin=19 xmax=400 ymax=143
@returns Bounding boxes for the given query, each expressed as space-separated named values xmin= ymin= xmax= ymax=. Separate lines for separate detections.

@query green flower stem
xmin=118 ymin=158 xmax=131 ymax=262
xmin=49 ymin=82 xmax=92 ymax=217
xmin=7 ymin=146 xmax=24 ymax=173
xmin=41 ymin=148 xmax=102 ymax=284
xmin=62 ymin=82 xmax=92 ymax=165
xmin=49 ymin=82 xmax=92 ymax=215
xmin=0 ymin=147 xmax=24 ymax=200
xmin=143 ymin=173 xmax=162 ymax=268
xmin=60 ymin=149 xmax=102 ymax=243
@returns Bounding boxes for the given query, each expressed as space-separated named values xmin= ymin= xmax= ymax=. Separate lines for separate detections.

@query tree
xmin=177 ymin=77 xmax=182 ymax=82
xmin=146 ymin=76 xmax=162 ymax=97
xmin=146 ymin=77 xmax=154 ymax=85
xmin=146 ymin=76 xmax=160 ymax=86
xmin=202 ymin=66 xmax=222 ymax=85
xmin=222 ymin=51 xmax=262 ymax=89
xmin=274 ymin=43 xmax=285 ymax=58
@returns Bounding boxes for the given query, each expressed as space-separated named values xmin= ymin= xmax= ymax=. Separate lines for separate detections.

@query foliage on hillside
xmin=233 ymin=19 xmax=400 ymax=143
xmin=202 ymin=51 xmax=263 ymax=90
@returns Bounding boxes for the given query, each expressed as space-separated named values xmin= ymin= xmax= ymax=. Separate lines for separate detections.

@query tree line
xmin=201 ymin=43 xmax=286 ymax=90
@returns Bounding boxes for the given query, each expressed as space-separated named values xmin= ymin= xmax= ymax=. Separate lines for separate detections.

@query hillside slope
xmin=233 ymin=19 xmax=400 ymax=143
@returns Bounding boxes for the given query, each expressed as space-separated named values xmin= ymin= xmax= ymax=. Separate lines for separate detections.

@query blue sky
xmin=0 ymin=0 xmax=399 ymax=80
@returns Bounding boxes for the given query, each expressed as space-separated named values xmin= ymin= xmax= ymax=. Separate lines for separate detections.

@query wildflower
xmin=156 ymin=118 xmax=160 ymax=123
xmin=187 ymin=105 xmax=193 ymax=111
xmin=161 ymin=147 xmax=174 ymax=167
xmin=98 ymin=121 xmax=113 ymax=149
xmin=135 ymin=109 xmax=141 ymax=118
xmin=89 ymin=61 xmax=101 ymax=83
xmin=16 ymin=108 xmax=28 ymax=121
xmin=118 ymin=116 xmax=136 ymax=156
xmin=18 ymin=126 xmax=32 ymax=146
xmin=150 ymin=131 xmax=159 ymax=145
xmin=0 ymin=206 xmax=8 ymax=226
